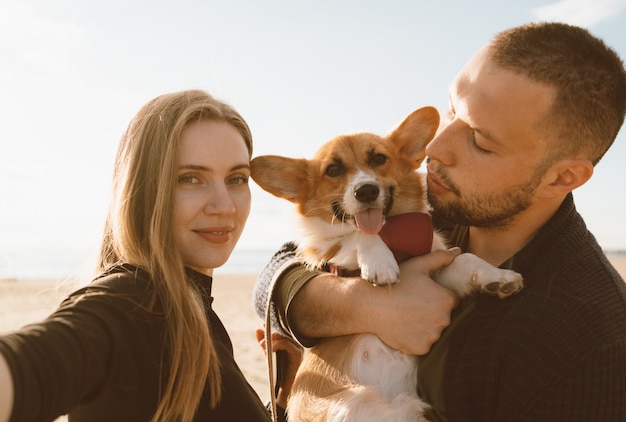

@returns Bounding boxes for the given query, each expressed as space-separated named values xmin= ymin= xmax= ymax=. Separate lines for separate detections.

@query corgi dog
xmin=251 ymin=107 xmax=523 ymax=422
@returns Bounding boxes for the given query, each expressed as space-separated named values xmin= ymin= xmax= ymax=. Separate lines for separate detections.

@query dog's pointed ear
xmin=250 ymin=155 xmax=309 ymax=202
xmin=387 ymin=106 xmax=440 ymax=168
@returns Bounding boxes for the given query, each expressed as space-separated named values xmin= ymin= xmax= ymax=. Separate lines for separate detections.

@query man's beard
xmin=427 ymin=172 xmax=542 ymax=231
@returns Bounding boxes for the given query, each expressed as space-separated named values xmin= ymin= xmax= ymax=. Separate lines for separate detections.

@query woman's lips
xmin=194 ymin=227 xmax=232 ymax=244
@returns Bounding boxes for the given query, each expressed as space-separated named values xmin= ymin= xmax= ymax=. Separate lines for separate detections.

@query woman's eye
xmin=228 ymin=175 xmax=249 ymax=185
xmin=179 ymin=174 xmax=200 ymax=184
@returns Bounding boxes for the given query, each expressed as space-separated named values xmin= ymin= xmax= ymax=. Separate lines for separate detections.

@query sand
xmin=1 ymin=256 xmax=625 ymax=421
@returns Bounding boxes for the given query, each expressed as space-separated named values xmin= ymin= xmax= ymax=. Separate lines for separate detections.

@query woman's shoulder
xmin=64 ymin=264 xmax=155 ymax=306
xmin=93 ymin=264 xmax=152 ymax=289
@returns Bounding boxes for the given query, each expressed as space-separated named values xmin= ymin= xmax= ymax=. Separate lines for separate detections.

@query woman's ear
xmin=543 ymin=158 xmax=594 ymax=195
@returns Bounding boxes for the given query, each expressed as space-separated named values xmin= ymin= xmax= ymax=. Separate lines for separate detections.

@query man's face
xmin=425 ymin=48 xmax=556 ymax=230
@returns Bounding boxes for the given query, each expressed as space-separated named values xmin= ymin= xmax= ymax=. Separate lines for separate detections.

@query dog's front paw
xmin=357 ymin=237 xmax=399 ymax=286
xmin=360 ymin=263 xmax=400 ymax=286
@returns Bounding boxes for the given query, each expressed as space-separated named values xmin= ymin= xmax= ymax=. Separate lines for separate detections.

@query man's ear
xmin=542 ymin=158 xmax=594 ymax=196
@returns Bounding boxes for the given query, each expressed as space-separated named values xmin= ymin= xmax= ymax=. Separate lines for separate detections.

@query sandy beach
xmin=1 ymin=255 xmax=625 ymax=421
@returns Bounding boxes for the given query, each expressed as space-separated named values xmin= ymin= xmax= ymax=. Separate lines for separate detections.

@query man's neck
xmin=466 ymin=198 xmax=563 ymax=267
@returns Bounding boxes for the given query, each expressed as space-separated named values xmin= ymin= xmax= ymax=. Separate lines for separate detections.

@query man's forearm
xmin=289 ymin=273 xmax=369 ymax=339
xmin=287 ymin=250 xmax=460 ymax=355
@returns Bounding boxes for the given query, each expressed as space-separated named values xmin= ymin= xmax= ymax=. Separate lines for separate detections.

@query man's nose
xmin=426 ymin=120 xmax=463 ymax=166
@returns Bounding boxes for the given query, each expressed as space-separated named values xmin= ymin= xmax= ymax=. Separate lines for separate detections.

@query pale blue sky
xmin=1 ymin=0 xmax=625 ymax=279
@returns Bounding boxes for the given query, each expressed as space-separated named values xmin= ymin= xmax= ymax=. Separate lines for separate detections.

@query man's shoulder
xmin=501 ymin=253 xmax=626 ymax=345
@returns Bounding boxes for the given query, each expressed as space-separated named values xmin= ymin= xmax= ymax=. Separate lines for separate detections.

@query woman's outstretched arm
xmin=0 ymin=353 xmax=13 ymax=422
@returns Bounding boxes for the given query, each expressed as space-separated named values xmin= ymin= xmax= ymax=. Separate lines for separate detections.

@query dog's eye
xmin=369 ymin=153 xmax=388 ymax=167
xmin=325 ymin=163 xmax=345 ymax=177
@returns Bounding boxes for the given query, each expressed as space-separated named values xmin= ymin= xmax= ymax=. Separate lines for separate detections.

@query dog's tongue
xmin=355 ymin=208 xmax=385 ymax=235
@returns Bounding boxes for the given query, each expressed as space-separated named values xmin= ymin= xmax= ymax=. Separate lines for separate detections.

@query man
xmin=254 ymin=22 xmax=626 ymax=421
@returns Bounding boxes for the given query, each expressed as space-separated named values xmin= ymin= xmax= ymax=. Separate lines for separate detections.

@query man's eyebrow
xmin=450 ymin=85 xmax=503 ymax=146
xmin=473 ymin=126 xmax=502 ymax=145
xmin=471 ymin=123 xmax=503 ymax=145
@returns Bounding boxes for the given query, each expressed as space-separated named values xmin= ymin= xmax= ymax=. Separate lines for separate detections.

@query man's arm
xmin=288 ymin=249 xmax=460 ymax=355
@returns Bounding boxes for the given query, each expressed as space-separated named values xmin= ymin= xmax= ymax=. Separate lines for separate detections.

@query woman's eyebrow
xmin=179 ymin=164 xmax=210 ymax=171
xmin=178 ymin=163 xmax=250 ymax=171
xmin=231 ymin=163 xmax=251 ymax=171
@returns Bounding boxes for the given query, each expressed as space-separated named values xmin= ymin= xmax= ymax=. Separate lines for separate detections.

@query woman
xmin=0 ymin=90 xmax=300 ymax=421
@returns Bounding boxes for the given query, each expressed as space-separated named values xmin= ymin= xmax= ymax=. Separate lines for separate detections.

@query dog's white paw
xmin=435 ymin=253 xmax=523 ymax=298
xmin=360 ymin=261 xmax=400 ymax=286
xmin=357 ymin=237 xmax=400 ymax=285
xmin=470 ymin=266 xmax=524 ymax=299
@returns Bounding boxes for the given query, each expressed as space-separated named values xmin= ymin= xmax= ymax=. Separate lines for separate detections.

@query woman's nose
xmin=204 ymin=184 xmax=236 ymax=215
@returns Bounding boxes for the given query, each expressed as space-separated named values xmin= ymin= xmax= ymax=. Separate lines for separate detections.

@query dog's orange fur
xmin=251 ymin=107 xmax=523 ymax=421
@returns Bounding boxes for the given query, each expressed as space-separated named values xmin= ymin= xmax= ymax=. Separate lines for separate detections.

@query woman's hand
xmin=255 ymin=328 xmax=303 ymax=409
xmin=0 ymin=353 xmax=14 ymax=422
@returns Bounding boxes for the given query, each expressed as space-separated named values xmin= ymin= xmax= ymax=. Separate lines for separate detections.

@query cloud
xmin=0 ymin=0 xmax=87 ymax=73
xmin=531 ymin=0 xmax=626 ymax=27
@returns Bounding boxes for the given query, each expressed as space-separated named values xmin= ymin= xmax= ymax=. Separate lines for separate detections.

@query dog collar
xmin=319 ymin=212 xmax=434 ymax=277
xmin=318 ymin=263 xmax=363 ymax=277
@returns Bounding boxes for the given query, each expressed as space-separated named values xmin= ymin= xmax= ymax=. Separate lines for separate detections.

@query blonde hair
xmin=97 ymin=90 xmax=252 ymax=421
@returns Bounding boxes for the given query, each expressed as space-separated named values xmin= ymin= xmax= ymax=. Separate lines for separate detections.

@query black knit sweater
xmin=0 ymin=265 xmax=271 ymax=421
xmin=255 ymin=194 xmax=626 ymax=421
xmin=422 ymin=194 xmax=626 ymax=421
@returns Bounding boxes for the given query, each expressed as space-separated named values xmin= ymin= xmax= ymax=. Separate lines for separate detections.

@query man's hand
xmin=288 ymin=248 xmax=460 ymax=355
xmin=367 ymin=249 xmax=460 ymax=355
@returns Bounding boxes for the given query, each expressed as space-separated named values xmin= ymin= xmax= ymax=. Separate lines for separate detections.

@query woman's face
xmin=172 ymin=120 xmax=251 ymax=275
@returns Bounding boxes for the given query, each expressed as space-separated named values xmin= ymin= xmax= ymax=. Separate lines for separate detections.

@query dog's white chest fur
xmin=299 ymin=215 xmax=400 ymax=283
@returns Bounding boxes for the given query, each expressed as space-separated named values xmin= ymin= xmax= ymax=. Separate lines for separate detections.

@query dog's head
xmin=251 ymin=106 xmax=439 ymax=235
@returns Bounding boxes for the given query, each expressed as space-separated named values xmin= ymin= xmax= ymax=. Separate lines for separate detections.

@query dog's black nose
xmin=354 ymin=184 xmax=380 ymax=203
